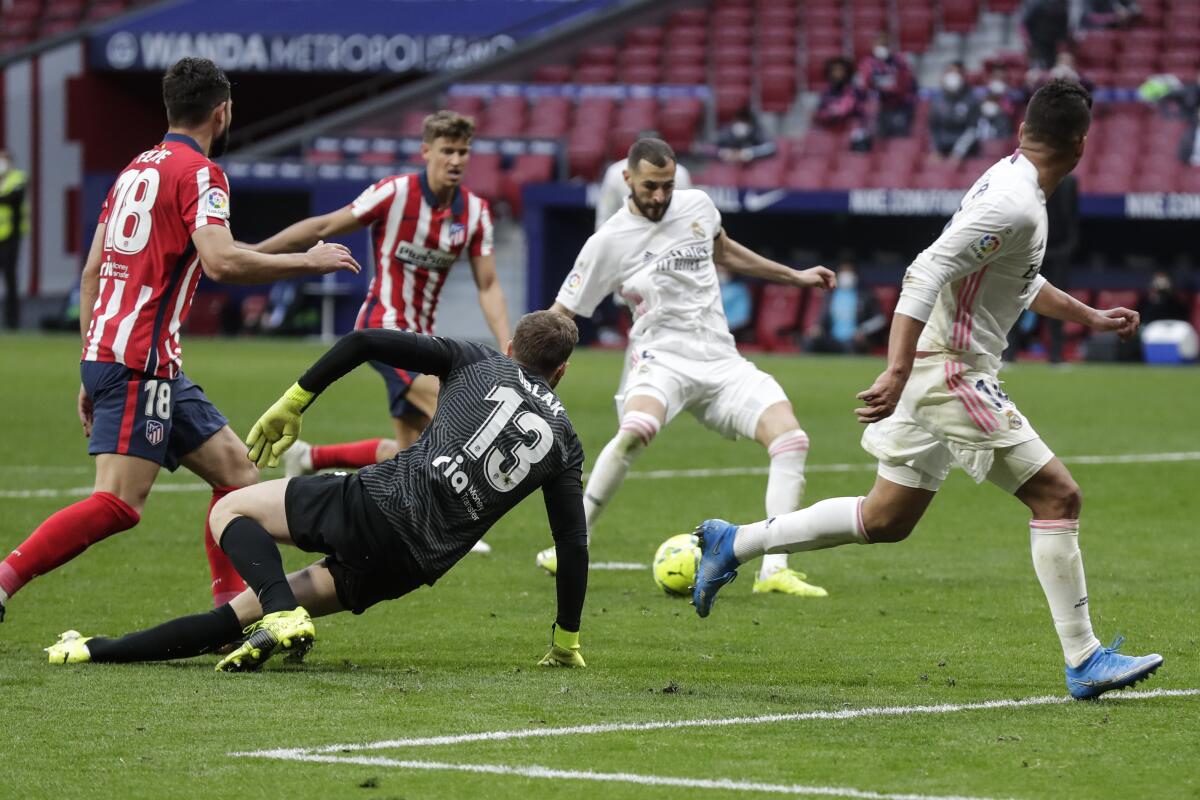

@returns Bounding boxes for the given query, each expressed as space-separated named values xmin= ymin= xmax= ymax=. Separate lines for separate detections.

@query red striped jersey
xmin=350 ymin=170 xmax=493 ymax=334
xmin=82 ymin=133 xmax=231 ymax=378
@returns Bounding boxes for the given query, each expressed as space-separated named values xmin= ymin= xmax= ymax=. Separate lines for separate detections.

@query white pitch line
xmin=240 ymin=754 xmax=1007 ymax=800
xmin=590 ymin=561 xmax=647 ymax=570
xmin=4 ymin=451 xmax=1199 ymax=500
xmin=232 ymin=688 xmax=1198 ymax=758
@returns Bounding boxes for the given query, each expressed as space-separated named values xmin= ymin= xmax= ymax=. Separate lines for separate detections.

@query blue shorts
xmin=368 ymin=360 xmax=426 ymax=420
xmin=82 ymin=361 xmax=229 ymax=472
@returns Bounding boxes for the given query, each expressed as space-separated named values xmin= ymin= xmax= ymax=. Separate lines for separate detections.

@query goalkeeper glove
xmin=245 ymin=382 xmax=315 ymax=469
xmin=537 ymin=625 xmax=585 ymax=668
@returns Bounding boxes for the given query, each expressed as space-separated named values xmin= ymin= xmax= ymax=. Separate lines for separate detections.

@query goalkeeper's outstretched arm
xmin=538 ymin=467 xmax=588 ymax=667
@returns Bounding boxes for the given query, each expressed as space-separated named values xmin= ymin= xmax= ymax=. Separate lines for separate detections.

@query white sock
xmin=1030 ymin=519 xmax=1102 ymax=668
xmin=759 ymin=430 xmax=809 ymax=579
xmin=583 ymin=411 xmax=659 ymax=530
xmin=734 ymin=496 xmax=866 ymax=562
xmin=0 ymin=588 xmax=7 ymax=605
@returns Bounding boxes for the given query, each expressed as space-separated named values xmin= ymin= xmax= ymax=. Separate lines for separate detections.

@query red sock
xmin=205 ymin=486 xmax=247 ymax=607
xmin=0 ymin=492 xmax=139 ymax=598
xmin=310 ymin=438 xmax=383 ymax=470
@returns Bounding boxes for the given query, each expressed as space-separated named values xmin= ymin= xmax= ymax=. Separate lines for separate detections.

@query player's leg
xmin=749 ymin=398 xmax=827 ymax=596
xmin=178 ymin=417 xmax=257 ymax=606
xmin=0 ymin=363 xmax=164 ymax=618
xmin=50 ymin=561 xmax=344 ymax=665
xmin=1001 ymin=447 xmax=1162 ymax=696
xmin=583 ymin=392 xmax=667 ymax=529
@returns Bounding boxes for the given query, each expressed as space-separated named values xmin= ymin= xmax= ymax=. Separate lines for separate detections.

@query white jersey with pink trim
xmin=894 ymin=153 xmax=1048 ymax=373
xmin=350 ymin=171 xmax=493 ymax=334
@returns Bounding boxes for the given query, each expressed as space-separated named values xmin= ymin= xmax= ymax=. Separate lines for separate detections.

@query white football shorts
xmin=615 ymin=345 xmax=788 ymax=440
xmin=861 ymin=355 xmax=1054 ymax=494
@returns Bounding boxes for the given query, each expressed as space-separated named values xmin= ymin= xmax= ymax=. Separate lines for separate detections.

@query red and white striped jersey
xmin=350 ymin=171 xmax=493 ymax=334
xmin=82 ymin=133 xmax=231 ymax=378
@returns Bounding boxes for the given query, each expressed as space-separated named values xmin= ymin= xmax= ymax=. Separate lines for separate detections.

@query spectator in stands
xmin=977 ymin=80 xmax=1017 ymax=145
xmin=1166 ymin=71 xmax=1200 ymax=120
xmin=1022 ymin=0 xmax=1071 ymax=70
xmin=930 ymin=64 xmax=981 ymax=159
xmin=717 ymin=266 xmax=753 ymax=341
xmin=816 ymin=57 xmax=871 ymax=149
xmin=857 ymin=34 xmax=916 ymax=139
xmin=1139 ymin=271 xmax=1189 ymax=324
xmin=1178 ymin=107 xmax=1200 ymax=166
xmin=1043 ymin=174 xmax=1079 ymax=363
xmin=803 ymin=262 xmax=886 ymax=354
xmin=1081 ymin=0 xmax=1141 ymax=29
xmin=0 ymin=149 xmax=28 ymax=330
xmin=713 ymin=107 xmax=776 ymax=164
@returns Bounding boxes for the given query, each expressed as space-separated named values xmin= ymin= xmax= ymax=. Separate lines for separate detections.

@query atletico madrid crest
xmin=145 ymin=420 xmax=165 ymax=446
xmin=449 ymin=222 xmax=466 ymax=248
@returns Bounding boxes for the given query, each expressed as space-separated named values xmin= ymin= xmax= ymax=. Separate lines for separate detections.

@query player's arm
xmin=249 ymin=207 xmax=365 ymax=254
xmin=548 ymin=302 xmax=576 ymax=319
xmin=468 ymin=252 xmax=512 ymax=348
xmin=537 ymin=464 xmax=588 ymax=668
xmin=548 ymin=231 xmax=617 ymax=321
xmin=191 ymin=224 xmax=360 ymax=285
xmin=76 ymin=224 xmax=106 ymax=437
xmin=244 ymin=329 xmax=460 ymax=467
xmin=713 ymin=229 xmax=835 ymax=290
xmin=1030 ymin=281 xmax=1139 ymax=340
xmin=855 ymin=200 xmax=1014 ymax=423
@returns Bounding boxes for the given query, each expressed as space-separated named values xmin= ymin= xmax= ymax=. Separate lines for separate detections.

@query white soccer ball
xmin=652 ymin=533 xmax=701 ymax=596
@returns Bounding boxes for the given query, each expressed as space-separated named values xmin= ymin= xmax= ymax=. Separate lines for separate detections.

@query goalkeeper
xmin=45 ymin=311 xmax=590 ymax=672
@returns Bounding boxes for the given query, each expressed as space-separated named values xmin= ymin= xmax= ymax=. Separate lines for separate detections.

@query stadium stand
xmin=0 ymin=0 xmax=154 ymax=54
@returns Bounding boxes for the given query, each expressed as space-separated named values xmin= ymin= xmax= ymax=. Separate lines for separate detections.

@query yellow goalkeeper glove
xmin=537 ymin=625 xmax=585 ymax=668
xmin=245 ymin=383 xmax=314 ymax=469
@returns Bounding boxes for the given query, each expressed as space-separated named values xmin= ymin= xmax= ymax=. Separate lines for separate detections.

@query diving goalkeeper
xmin=46 ymin=311 xmax=590 ymax=671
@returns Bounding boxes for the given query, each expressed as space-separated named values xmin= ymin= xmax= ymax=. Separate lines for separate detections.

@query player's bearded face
xmin=210 ymin=101 xmax=232 ymax=159
xmin=626 ymin=161 xmax=676 ymax=222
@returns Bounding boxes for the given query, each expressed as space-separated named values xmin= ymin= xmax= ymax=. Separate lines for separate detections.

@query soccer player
xmin=537 ymin=137 xmax=835 ymax=599
xmin=249 ymin=110 xmax=510 ymax=478
xmin=595 ymin=152 xmax=691 ymax=230
xmin=0 ymin=58 xmax=360 ymax=622
xmin=45 ymin=312 xmax=588 ymax=671
xmin=691 ymin=80 xmax=1163 ymax=699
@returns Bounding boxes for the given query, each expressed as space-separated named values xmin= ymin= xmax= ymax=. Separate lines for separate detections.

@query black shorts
xmin=284 ymin=473 xmax=425 ymax=614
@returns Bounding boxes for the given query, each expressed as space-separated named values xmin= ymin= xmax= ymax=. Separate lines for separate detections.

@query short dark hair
xmin=162 ymin=58 xmax=231 ymax=127
xmin=627 ymin=138 xmax=676 ymax=172
xmin=422 ymin=110 xmax=475 ymax=143
xmin=512 ymin=311 xmax=578 ymax=378
xmin=1024 ymin=78 xmax=1092 ymax=153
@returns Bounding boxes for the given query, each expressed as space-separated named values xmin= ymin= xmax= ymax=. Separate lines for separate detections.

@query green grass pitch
xmin=0 ymin=334 xmax=1196 ymax=799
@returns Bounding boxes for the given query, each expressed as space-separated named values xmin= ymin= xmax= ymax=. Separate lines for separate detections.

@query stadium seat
xmin=715 ymin=84 xmax=753 ymax=123
xmin=578 ymin=45 xmax=618 ymax=66
xmin=665 ymin=44 xmax=707 ymax=67
xmin=871 ymin=285 xmax=900 ymax=320
xmin=620 ymin=64 xmax=663 ymax=84
xmin=1096 ymin=290 xmax=1140 ymax=311
xmin=625 ymin=26 xmax=665 ymax=47
xmin=532 ymin=65 xmax=572 ymax=83
xmin=668 ymin=26 xmax=708 ymax=48
xmin=663 ymin=63 xmax=707 ymax=85
xmin=575 ymin=64 xmax=617 ymax=84
xmin=741 ymin=155 xmax=791 ymax=188
xmin=941 ymin=0 xmax=979 ymax=33
xmin=1062 ymin=290 xmax=1093 ymax=339
xmin=759 ymin=68 xmax=797 ymax=113
xmin=503 ymin=154 xmax=556 ymax=216
xmin=464 ymin=154 xmax=503 ymax=201
xmin=754 ymin=284 xmax=804 ymax=352
xmin=694 ymin=162 xmax=743 ymax=187
xmin=669 ymin=9 xmax=710 ymax=29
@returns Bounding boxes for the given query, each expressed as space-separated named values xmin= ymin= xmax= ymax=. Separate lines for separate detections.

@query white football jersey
xmin=895 ymin=153 xmax=1049 ymax=372
xmin=557 ymin=188 xmax=733 ymax=357
xmin=595 ymin=160 xmax=693 ymax=231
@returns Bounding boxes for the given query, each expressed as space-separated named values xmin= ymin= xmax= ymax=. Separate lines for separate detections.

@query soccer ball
xmin=652 ymin=533 xmax=701 ymax=596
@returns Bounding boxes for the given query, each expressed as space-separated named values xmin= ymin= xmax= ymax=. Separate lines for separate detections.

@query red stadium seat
xmin=755 ymin=284 xmax=804 ymax=352
xmin=575 ymin=64 xmax=617 ymax=84
xmin=693 ymin=162 xmax=743 ymax=187
xmin=872 ymin=285 xmax=900 ymax=320
xmin=1061 ymin=290 xmax=1093 ymax=339
xmin=625 ymin=26 xmax=665 ymax=47
xmin=760 ymin=68 xmax=797 ymax=113
xmin=741 ymin=155 xmax=791 ymax=188
xmin=670 ymin=9 xmax=709 ymax=28
xmin=532 ymin=65 xmax=572 ymax=83
xmin=1096 ymin=291 xmax=1140 ymax=313
xmin=578 ymin=45 xmax=618 ymax=66
xmin=621 ymin=46 xmax=661 ymax=67
xmin=668 ymin=26 xmax=708 ymax=48
xmin=620 ymin=64 xmax=662 ymax=84
xmin=44 ymin=0 xmax=86 ymax=21
xmin=941 ymin=0 xmax=979 ymax=33
xmin=503 ymin=155 xmax=556 ymax=216
xmin=567 ymin=141 xmax=606 ymax=181
xmin=663 ymin=63 xmax=707 ymax=85
xmin=714 ymin=84 xmax=753 ymax=123
xmin=664 ymin=44 xmax=707 ymax=67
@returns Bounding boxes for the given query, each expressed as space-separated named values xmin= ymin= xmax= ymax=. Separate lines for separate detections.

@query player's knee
xmin=615 ymin=410 xmax=660 ymax=456
xmin=861 ymin=503 xmax=917 ymax=543
xmin=209 ymin=491 xmax=244 ymax=545
xmin=1055 ymin=479 xmax=1083 ymax=519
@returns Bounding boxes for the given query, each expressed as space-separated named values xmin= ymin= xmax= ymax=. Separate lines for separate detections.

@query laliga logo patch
xmin=449 ymin=222 xmax=466 ymax=248
xmin=566 ymin=272 xmax=583 ymax=291
xmin=969 ymin=234 xmax=1002 ymax=260
xmin=204 ymin=188 xmax=230 ymax=219
xmin=145 ymin=420 xmax=165 ymax=446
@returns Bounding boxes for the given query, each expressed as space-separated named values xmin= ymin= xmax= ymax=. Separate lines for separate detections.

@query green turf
xmin=0 ymin=334 xmax=1196 ymax=800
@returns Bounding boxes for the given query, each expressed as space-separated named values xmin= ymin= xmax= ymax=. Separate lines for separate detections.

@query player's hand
xmin=77 ymin=383 xmax=94 ymax=438
xmin=855 ymin=369 xmax=906 ymax=424
xmin=537 ymin=625 xmax=586 ymax=668
xmin=305 ymin=240 xmax=361 ymax=275
xmin=795 ymin=265 xmax=836 ymax=291
xmin=245 ymin=383 xmax=315 ymax=468
xmin=1090 ymin=307 xmax=1140 ymax=341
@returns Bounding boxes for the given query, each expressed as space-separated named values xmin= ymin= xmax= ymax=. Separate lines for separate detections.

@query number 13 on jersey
xmin=464 ymin=385 xmax=554 ymax=492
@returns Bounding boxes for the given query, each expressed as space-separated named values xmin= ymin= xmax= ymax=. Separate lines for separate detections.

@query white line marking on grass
xmin=239 ymin=753 xmax=1007 ymax=800
xmin=5 ymin=451 xmax=1200 ymax=500
xmin=590 ymin=561 xmax=648 ymax=570
xmin=232 ymin=688 xmax=1198 ymax=758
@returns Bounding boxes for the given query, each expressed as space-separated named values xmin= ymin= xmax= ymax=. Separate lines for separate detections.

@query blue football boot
xmin=1065 ymin=636 xmax=1163 ymax=700
xmin=692 ymin=519 xmax=741 ymax=618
